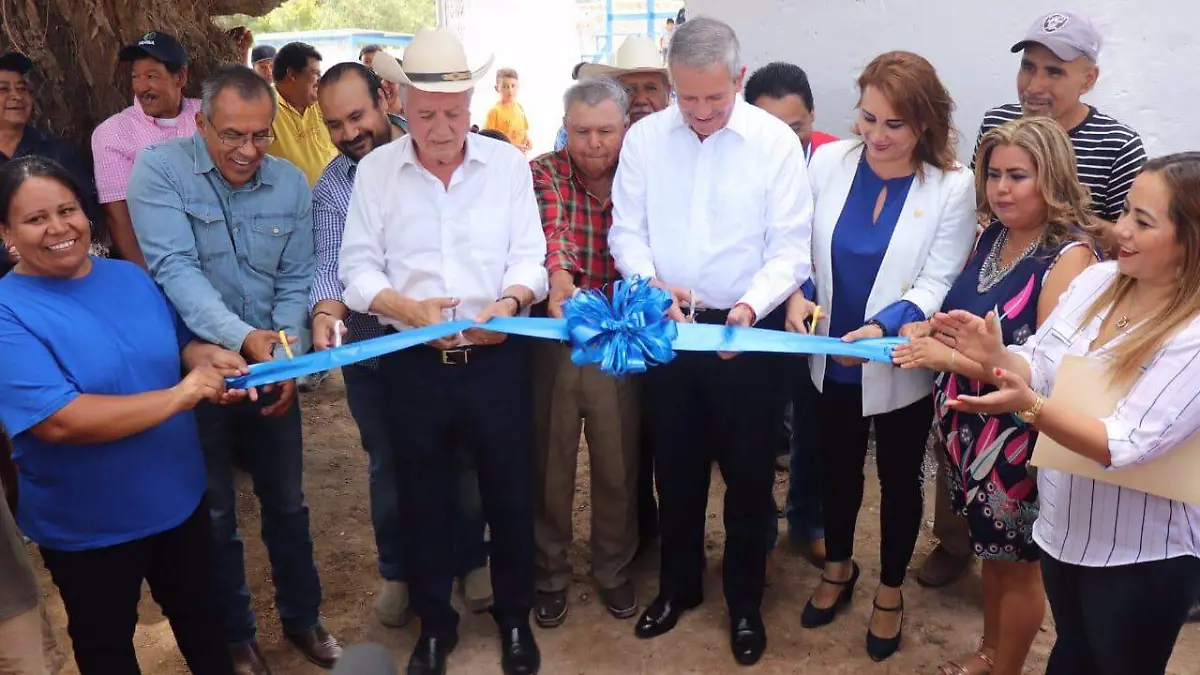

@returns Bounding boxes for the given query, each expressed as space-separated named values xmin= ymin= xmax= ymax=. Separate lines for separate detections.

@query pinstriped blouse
xmin=1012 ymin=262 xmax=1200 ymax=566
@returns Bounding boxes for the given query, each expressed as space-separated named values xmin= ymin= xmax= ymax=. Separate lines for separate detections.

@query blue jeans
xmin=342 ymin=365 xmax=487 ymax=582
xmin=768 ymin=366 xmax=825 ymax=549
xmin=196 ymin=398 xmax=322 ymax=646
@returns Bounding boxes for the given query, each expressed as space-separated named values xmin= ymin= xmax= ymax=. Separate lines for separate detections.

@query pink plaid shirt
xmin=90 ymin=98 xmax=202 ymax=204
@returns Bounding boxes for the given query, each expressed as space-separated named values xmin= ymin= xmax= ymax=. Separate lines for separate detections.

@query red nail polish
xmin=994 ymin=368 xmax=1003 ymax=376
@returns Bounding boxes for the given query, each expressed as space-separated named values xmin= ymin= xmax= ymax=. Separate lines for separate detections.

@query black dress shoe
xmin=634 ymin=595 xmax=701 ymax=639
xmin=406 ymin=634 xmax=457 ymax=675
xmin=534 ymin=590 xmax=568 ymax=628
xmin=730 ymin=614 xmax=767 ymax=666
xmin=866 ymin=595 xmax=904 ymax=662
xmin=499 ymin=621 xmax=541 ymax=675
xmin=800 ymin=560 xmax=860 ymax=628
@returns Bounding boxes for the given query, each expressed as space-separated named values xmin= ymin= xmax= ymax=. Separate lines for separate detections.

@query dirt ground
xmin=31 ymin=370 xmax=1200 ymax=674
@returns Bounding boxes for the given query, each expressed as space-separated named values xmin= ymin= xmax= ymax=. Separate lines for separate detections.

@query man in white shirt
xmin=338 ymin=28 xmax=548 ymax=675
xmin=608 ymin=16 xmax=813 ymax=667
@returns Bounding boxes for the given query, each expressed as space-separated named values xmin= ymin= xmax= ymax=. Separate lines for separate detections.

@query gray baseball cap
xmin=1011 ymin=11 xmax=1102 ymax=63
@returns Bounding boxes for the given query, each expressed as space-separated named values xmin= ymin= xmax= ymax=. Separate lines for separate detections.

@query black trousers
xmin=817 ymin=380 xmax=930 ymax=587
xmin=643 ymin=308 xmax=787 ymax=616
xmin=39 ymin=504 xmax=233 ymax=675
xmin=1041 ymin=550 xmax=1200 ymax=675
xmin=380 ymin=338 xmax=536 ymax=637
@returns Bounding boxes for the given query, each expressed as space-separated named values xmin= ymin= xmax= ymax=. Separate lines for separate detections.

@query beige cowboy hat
xmin=577 ymin=35 xmax=667 ymax=79
xmin=371 ymin=27 xmax=495 ymax=93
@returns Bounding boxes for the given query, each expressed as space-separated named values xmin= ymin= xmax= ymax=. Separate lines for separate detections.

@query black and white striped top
xmin=971 ymin=104 xmax=1147 ymax=222
xmin=1012 ymin=262 xmax=1200 ymax=567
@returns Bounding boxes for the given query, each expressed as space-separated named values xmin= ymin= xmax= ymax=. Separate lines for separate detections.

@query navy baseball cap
xmin=119 ymin=30 xmax=189 ymax=69
xmin=0 ymin=53 xmax=34 ymax=75
xmin=251 ymin=44 xmax=277 ymax=63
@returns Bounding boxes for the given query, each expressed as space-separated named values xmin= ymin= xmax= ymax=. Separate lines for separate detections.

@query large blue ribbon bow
xmin=226 ymin=278 xmax=904 ymax=389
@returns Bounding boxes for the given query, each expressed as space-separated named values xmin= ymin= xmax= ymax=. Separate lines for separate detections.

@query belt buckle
xmin=441 ymin=348 xmax=469 ymax=365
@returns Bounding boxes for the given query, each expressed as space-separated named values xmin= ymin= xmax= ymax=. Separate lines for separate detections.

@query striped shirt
xmin=1012 ymin=262 xmax=1200 ymax=567
xmin=309 ymin=154 xmax=388 ymax=369
xmin=971 ymin=104 xmax=1147 ymax=222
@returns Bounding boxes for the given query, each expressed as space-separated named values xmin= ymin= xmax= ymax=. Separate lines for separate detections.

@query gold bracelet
xmin=950 ymin=349 xmax=958 ymax=368
xmin=1018 ymin=394 xmax=1045 ymax=425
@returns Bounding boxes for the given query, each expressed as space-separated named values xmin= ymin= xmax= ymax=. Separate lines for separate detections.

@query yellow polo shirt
xmin=267 ymin=94 xmax=337 ymax=187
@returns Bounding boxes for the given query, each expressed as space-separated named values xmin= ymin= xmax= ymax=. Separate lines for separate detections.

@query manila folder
xmin=1029 ymin=354 xmax=1200 ymax=506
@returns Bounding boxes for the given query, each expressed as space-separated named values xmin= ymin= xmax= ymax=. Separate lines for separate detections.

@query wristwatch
xmin=1016 ymin=394 xmax=1045 ymax=425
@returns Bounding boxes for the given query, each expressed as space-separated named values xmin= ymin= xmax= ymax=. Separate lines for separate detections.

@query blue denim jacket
xmin=128 ymin=133 xmax=315 ymax=352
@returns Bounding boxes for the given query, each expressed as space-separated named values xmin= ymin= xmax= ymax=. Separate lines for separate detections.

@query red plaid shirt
xmin=531 ymin=149 xmax=619 ymax=291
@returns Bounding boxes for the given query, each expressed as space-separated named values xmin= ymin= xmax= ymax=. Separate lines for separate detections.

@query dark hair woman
xmin=0 ymin=156 xmax=251 ymax=674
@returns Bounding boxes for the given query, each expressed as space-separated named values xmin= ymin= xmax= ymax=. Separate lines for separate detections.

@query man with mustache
xmin=127 ymin=65 xmax=340 ymax=674
xmin=307 ymin=62 xmax=493 ymax=631
xmin=529 ymin=76 xmax=640 ymax=629
xmin=579 ymin=35 xmax=672 ymax=125
xmin=91 ymin=30 xmax=200 ymax=269
xmin=919 ymin=10 xmax=1148 ymax=591
xmin=267 ymin=42 xmax=337 ymax=188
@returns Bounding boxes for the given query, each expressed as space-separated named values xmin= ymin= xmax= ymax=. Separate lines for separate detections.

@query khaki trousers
xmin=0 ymin=605 xmax=47 ymax=675
xmin=532 ymin=341 xmax=640 ymax=592
xmin=932 ymin=439 xmax=973 ymax=557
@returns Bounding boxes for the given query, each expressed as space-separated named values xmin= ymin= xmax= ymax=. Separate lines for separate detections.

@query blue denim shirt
xmin=128 ymin=133 xmax=315 ymax=352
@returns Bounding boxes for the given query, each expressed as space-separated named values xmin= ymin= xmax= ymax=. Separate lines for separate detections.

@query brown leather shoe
xmin=285 ymin=627 xmax=343 ymax=669
xmin=599 ymin=582 xmax=638 ymax=619
xmin=229 ymin=641 xmax=272 ymax=675
xmin=916 ymin=544 xmax=972 ymax=588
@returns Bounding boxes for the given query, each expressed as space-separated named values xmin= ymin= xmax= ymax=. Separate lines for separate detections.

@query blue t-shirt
xmin=0 ymin=257 xmax=206 ymax=551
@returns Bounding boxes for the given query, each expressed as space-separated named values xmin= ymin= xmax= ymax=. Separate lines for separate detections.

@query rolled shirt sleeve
xmin=870 ymin=300 xmax=925 ymax=337
xmin=609 ymin=124 xmax=657 ymax=281
xmin=502 ymin=158 xmax=549 ymax=301
xmin=1104 ymin=329 xmax=1200 ymax=470
xmin=339 ymin=167 xmax=393 ymax=314
xmin=127 ymin=152 xmax=255 ymax=352
xmin=533 ymin=162 xmax=579 ymax=278
xmin=737 ymin=136 xmax=812 ymax=320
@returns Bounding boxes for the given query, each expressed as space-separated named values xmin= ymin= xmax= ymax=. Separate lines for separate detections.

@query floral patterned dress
xmin=934 ymin=222 xmax=1087 ymax=562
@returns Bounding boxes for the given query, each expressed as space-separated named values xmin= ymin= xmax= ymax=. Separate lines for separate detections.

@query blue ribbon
xmin=227 ymin=279 xmax=905 ymax=390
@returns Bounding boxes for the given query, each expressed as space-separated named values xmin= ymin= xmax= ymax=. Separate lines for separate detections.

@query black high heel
xmin=800 ymin=561 xmax=860 ymax=628
xmin=866 ymin=593 xmax=904 ymax=661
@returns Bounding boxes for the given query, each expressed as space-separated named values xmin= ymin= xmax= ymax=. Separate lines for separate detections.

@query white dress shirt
xmin=339 ymin=133 xmax=549 ymax=332
xmin=608 ymin=98 xmax=813 ymax=319
xmin=1014 ymin=262 xmax=1200 ymax=566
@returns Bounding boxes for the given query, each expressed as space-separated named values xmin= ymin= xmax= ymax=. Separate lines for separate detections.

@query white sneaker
xmin=375 ymin=580 xmax=410 ymax=628
xmin=461 ymin=564 xmax=494 ymax=613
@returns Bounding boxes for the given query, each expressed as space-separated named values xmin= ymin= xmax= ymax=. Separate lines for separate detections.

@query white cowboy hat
xmin=371 ymin=27 xmax=495 ymax=93
xmin=577 ymin=35 xmax=667 ymax=79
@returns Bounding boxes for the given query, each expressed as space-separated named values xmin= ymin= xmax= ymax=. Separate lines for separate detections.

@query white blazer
xmin=807 ymin=140 xmax=977 ymax=416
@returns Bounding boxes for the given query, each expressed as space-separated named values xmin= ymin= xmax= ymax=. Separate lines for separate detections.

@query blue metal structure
xmin=584 ymin=0 xmax=679 ymax=64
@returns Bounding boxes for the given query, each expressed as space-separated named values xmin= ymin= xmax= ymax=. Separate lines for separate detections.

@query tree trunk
xmin=0 ymin=0 xmax=286 ymax=149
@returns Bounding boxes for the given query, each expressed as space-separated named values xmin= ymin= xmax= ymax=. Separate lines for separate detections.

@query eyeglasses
xmin=216 ymin=131 xmax=276 ymax=149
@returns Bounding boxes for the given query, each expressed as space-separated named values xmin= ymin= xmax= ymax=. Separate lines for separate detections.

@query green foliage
xmin=220 ymin=0 xmax=435 ymax=34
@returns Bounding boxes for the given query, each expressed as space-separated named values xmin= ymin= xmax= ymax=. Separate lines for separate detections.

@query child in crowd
xmin=484 ymin=68 xmax=532 ymax=154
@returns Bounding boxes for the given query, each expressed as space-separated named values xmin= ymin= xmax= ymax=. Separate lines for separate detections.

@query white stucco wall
xmin=688 ymin=0 xmax=1200 ymax=161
